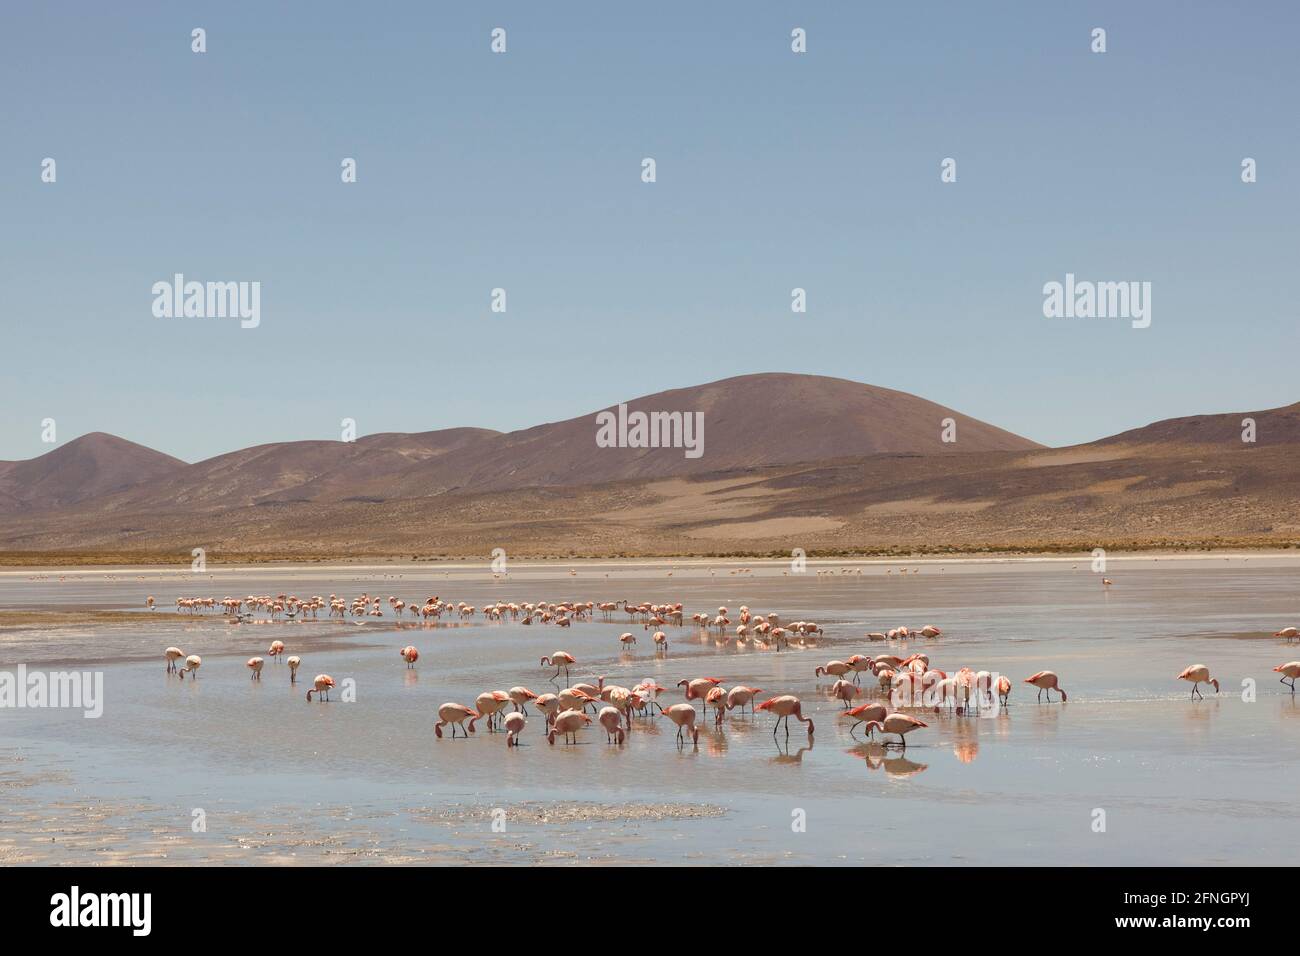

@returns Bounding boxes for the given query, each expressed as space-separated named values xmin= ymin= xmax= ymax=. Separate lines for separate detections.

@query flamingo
xmin=598 ymin=706 xmax=626 ymax=744
xmin=830 ymin=679 xmax=861 ymax=708
xmin=653 ymin=630 xmax=669 ymax=653
xmin=306 ymin=674 xmax=335 ymax=701
xmin=725 ymin=685 xmax=762 ymax=714
xmin=541 ymin=652 xmax=576 ymax=682
xmin=1024 ymin=671 xmax=1067 ymax=702
xmin=1177 ymin=664 xmax=1219 ymax=700
xmin=558 ymin=687 xmax=600 ymax=714
xmin=475 ymin=691 xmax=511 ymax=730
xmin=677 ymin=677 xmax=724 ymax=719
xmin=996 ymin=674 xmax=1012 ymax=706
xmin=164 ymin=646 xmax=184 ymax=674
xmin=435 ymin=703 xmax=479 ymax=738
xmin=547 ymin=708 xmax=591 ymax=745
xmin=400 ymin=645 xmax=419 ymax=668
xmin=533 ymin=693 xmax=561 ymax=726
xmin=705 ymin=686 xmax=727 ymax=725
xmin=504 ymin=711 xmax=526 ymax=746
xmin=861 ymin=713 xmax=928 ymax=749
xmin=662 ymin=703 xmax=699 ymax=745
xmin=755 ymin=695 xmax=815 ymax=739
xmin=287 ymin=655 xmax=301 ymax=684
xmin=246 ymin=657 xmax=264 ymax=680
xmin=843 ymin=701 xmax=888 ymax=738
xmin=268 ymin=640 xmax=285 ymax=661
xmin=1274 ymin=627 xmax=1299 ymax=643
xmin=815 ymin=660 xmax=852 ymax=681
xmin=619 ymin=632 xmax=637 ymax=648
xmin=508 ymin=686 xmax=538 ymax=714
xmin=844 ymin=655 xmax=872 ymax=685
xmin=178 ymin=655 xmax=202 ymax=679
xmin=1271 ymin=661 xmax=1300 ymax=692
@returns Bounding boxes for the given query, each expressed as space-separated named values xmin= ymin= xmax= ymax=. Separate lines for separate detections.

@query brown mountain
xmin=0 ymin=433 xmax=185 ymax=514
xmin=100 ymin=427 xmax=502 ymax=512
xmin=5 ymin=377 xmax=1296 ymax=561
xmin=1095 ymin=401 xmax=1300 ymax=447
xmin=0 ymin=374 xmax=1042 ymax=516
xmin=358 ymin=372 xmax=1042 ymax=499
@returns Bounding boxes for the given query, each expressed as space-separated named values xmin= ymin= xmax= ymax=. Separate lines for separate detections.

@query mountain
xmin=0 ymin=433 xmax=185 ymax=514
xmin=1095 ymin=401 xmax=1300 ymax=447
xmin=101 ymin=427 xmax=502 ymax=512
xmin=0 ymin=373 xmax=1042 ymax=515
xmin=9 ymin=376 xmax=1297 ymax=560
xmin=365 ymin=372 xmax=1041 ymax=498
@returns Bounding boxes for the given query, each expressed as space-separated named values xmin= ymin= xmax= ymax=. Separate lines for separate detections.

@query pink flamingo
xmin=598 ymin=706 xmax=626 ymax=744
xmin=504 ymin=711 xmax=526 ymax=746
xmin=1274 ymin=661 xmax=1300 ymax=692
xmin=547 ymin=708 xmax=591 ymax=745
xmin=756 ymin=695 xmax=815 ymax=739
xmin=541 ymin=652 xmax=576 ymax=682
xmin=725 ymin=685 xmax=762 ymax=714
xmin=843 ymin=701 xmax=888 ymax=738
xmin=678 ymin=677 xmax=724 ymax=719
xmin=435 ymin=703 xmax=479 ymax=738
xmin=1024 ymin=671 xmax=1067 ymax=702
xmin=508 ymin=686 xmax=537 ymax=714
xmin=862 ymin=713 xmax=928 ymax=749
xmin=306 ymin=674 xmax=335 ymax=701
xmin=996 ymin=674 xmax=1012 ymax=706
xmin=662 ymin=704 xmax=700 ymax=745
xmin=1177 ymin=664 xmax=1219 ymax=700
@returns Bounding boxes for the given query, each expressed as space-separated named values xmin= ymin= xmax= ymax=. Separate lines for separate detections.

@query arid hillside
xmin=1 ymin=377 xmax=1296 ymax=562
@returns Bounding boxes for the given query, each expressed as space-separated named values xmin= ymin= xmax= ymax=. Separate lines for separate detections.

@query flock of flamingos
xmin=150 ymin=591 xmax=1300 ymax=750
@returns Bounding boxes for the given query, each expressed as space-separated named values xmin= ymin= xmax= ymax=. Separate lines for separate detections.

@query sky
xmin=2 ymin=1 xmax=1297 ymax=463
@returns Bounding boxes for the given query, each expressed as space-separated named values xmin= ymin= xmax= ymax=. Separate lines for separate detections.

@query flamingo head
xmin=434 ymin=723 xmax=443 ymax=738
xmin=1210 ymin=679 xmax=1220 ymax=693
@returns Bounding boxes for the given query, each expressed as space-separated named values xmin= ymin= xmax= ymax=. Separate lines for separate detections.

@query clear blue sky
xmin=2 ymin=1 xmax=1296 ymax=463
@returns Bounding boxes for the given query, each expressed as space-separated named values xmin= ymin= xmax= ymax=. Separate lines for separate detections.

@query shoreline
xmin=2 ymin=548 xmax=1299 ymax=578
